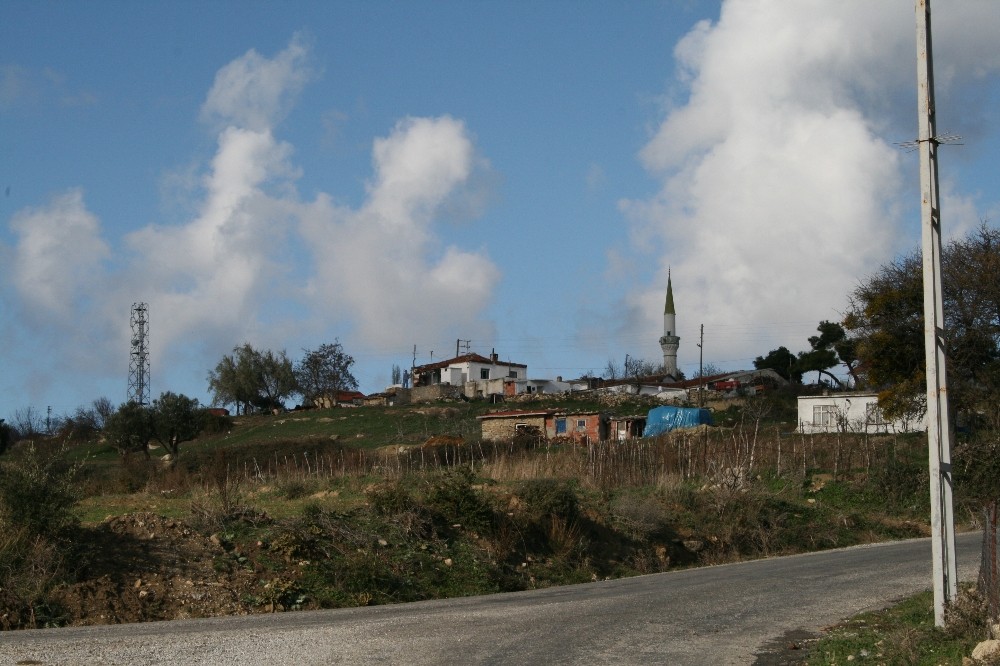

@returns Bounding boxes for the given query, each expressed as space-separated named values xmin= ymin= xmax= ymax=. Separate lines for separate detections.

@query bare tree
xmin=10 ymin=406 xmax=45 ymax=439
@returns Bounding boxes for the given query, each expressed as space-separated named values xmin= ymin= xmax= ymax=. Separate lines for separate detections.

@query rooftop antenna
xmin=895 ymin=133 xmax=962 ymax=152
xmin=127 ymin=302 xmax=150 ymax=406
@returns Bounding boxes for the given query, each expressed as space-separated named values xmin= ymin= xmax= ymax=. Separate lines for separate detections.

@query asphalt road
xmin=0 ymin=532 xmax=983 ymax=665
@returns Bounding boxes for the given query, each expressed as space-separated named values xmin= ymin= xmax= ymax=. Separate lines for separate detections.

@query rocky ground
xmin=49 ymin=513 xmax=272 ymax=626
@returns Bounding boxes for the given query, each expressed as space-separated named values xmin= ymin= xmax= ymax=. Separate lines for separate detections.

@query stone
xmin=683 ymin=539 xmax=704 ymax=553
xmin=972 ymin=640 xmax=1000 ymax=662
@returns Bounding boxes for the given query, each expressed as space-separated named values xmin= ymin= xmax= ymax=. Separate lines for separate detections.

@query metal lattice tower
xmin=127 ymin=302 xmax=150 ymax=405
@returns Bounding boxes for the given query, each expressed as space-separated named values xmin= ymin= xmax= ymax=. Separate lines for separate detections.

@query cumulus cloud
xmin=621 ymin=0 xmax=1000 ymax=369
xmin=199 ymin=33 xmax=312 ymax=131
xmin=4 ymin=189 xmax=122 ymax=384
xmin=124 ymin=126 xmax=300 ymax=354
xmin=9 ymin=189 xmax=110 ymax=319
xmin=3 ymin=35 xmax=499 ymax=402
xmin=302 ymin=115 xmax=500 ymax=348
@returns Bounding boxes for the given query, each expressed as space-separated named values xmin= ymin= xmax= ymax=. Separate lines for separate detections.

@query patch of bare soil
xmin=51 ymin=513 xmax=265 ymax=625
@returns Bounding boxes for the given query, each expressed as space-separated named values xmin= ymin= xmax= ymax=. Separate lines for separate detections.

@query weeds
xmin=807 ymin=586 xmax=998 ymax=665
xmin=0 ymin=444 xmax=81 ymax=628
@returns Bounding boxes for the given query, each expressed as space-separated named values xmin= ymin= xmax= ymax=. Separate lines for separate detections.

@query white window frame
xmin=812 ymin=405 xmax=838 ymax=426
xmin=865 ymin=402 xmax=886 ymax=425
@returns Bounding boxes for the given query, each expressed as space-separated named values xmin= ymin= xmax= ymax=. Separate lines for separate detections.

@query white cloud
xmin=199 ymin=33 xmax=312 ymax=131
xmin=622 ymin=0 xmax=1000 ymax=368
xmin=124 ymin=126 xmax=300 ymax=357
xmin=301 ymin=115 xmax=500 ymax=348
xmin=3 ymin=36 xmax=500 ymax=404
xmin=9 ymin=189 xmax=110 ymax=319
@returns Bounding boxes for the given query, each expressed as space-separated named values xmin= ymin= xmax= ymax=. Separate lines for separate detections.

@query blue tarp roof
xmin=643 ymin=406 xmax=712 ymax=437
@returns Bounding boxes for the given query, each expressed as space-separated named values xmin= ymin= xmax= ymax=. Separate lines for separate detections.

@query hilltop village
xmin=314 ymin=273 xmax=922 ymax=440
xmin=311 ymin=276 xmax=794 ymax=440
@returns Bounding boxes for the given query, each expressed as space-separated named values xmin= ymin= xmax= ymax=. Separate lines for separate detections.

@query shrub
xmin=199 ymin=409 xmax=234 ymax=435
xmin=953 ymin=434 xmax=1000 ymax=512
xmin=367 ymin=481 xmax=416 ymax=516
xmin=277 ymin=478 xmax=310 ymax=500
xmin=0 ymin=443 xmax=80 ymax=539
xmin=425 ymin=467 xmax=496 ymax=534
xmin=609 ymin=491 xmax=669 ymax=540
xmin=0 ymin=444 xmax=80 ymax=628
xmin=517 ymin=478 xmax=579 ymax=522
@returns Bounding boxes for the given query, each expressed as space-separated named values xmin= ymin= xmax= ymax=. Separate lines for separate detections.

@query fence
xmin=980 ymin=501 xmax=1000 ymax=622
xmin=214 ymin=426 xmax=916 ymax=495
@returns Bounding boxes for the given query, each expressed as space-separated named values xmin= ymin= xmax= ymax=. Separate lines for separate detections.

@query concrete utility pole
xmin=915 ymin=0 xmax=957 ymax=627
xmin=697 ymin=324 xmax=704 ymax=407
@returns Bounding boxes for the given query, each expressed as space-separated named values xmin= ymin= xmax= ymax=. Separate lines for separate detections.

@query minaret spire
xmin=664 ymin=269 xmax=675 ymax=316
xmin=659 ymin=269 xmax=680 ymax=378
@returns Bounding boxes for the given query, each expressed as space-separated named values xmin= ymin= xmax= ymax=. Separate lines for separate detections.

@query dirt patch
xmin=752 ymin=628 xmax=819 ymax=665
xmin=50 ymin=513 xmax=266 ymax=625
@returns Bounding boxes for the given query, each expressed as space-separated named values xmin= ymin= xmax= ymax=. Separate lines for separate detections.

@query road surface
xmin=0 ymin=532 xmax=983 ymax=665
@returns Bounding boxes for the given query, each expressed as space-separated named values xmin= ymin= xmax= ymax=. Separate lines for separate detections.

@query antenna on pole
xmin=915 ymin=0 xmax=957 ymax=627
xmin=128 ymin=302 xmax=150 ymax=406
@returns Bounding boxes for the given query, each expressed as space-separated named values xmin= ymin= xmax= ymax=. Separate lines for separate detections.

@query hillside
xmin=1 ymin=391 xmax=942 ymax=632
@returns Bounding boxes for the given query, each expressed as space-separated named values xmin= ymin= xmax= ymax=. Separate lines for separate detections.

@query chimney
xmin=490 ymin=348 xmax=498 ymax=363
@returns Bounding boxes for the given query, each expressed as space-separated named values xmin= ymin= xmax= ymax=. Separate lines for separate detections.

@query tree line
xmin=207 ymin=340 xmax=358 ymax=415
xmin=1 ymin=339 xmax=359 ymax=461
xmin=754 ymin=223 xmax=1000 ymax=422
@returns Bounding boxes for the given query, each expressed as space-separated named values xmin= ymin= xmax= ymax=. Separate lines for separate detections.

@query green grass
xmin=806 ymin=589 xmax=993 ymax=665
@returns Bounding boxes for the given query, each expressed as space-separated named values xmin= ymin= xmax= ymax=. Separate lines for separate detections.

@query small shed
xmin=477 ymin=410 xmax=554 ymax=441
xmin=608 ymin=415 xmax=648 ymax=441
xmin=477 ymin=410 xmax=610 ymax=443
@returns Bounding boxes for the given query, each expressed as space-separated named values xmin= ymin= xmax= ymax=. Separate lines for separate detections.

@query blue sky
xmin=3 ymin=1 xmax=999 ymax=420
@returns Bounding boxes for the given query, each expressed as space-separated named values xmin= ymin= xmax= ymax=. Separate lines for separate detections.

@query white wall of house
xmin=797 ymin=393 xmax=926 ymax=433
xmin=441 ymin=360 xmax=527 ymax=385
xmin=524 ymin=379 xmax=571 ymax=394
xmin=446 ymin=366 xmax=465 ymax=385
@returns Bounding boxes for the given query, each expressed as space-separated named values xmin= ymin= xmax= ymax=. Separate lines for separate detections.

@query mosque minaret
xmin=659 ymin=270 xmax=680 ymax=379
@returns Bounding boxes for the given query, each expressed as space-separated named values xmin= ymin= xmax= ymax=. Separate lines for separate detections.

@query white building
xmin=797 ymin=392 xmax=926 ymax=434
xmin=412 ymin=352 xmax=527 ymax=390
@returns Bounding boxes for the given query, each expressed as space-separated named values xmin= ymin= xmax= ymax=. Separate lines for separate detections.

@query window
xmin=508 ymin=370 xmax=518 ymax=378
xmin=480 ymin=368 xmax=490 ymax=379
xmin=555 ymin=418 xmax=566 ymax=434
xmin=812 ymin=405 xmax=837 ymax=426
xmin=576 ymin=419 xmax=586 ymax=428
xmin=865 ymin=402 xmax=886 ymax=425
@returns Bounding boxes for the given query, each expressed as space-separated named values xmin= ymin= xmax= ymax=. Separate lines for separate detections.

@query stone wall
xmin=410 ymin=384 xmax=462 ymax=404
xmin=480 ymin=414 xmax=546 ymax=441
